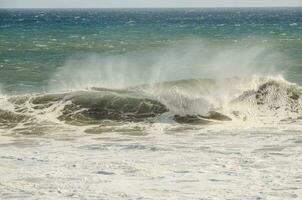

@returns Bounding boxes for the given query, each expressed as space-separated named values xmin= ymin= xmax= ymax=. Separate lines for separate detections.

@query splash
xmin=1 ymin=76 xmax=302 ymax=135
xmin=48 ymin=40 xmax=284 ymax=92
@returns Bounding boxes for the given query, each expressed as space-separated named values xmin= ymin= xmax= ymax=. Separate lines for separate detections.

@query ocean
xmin=0 ymin=8 xmax=302 ymax=199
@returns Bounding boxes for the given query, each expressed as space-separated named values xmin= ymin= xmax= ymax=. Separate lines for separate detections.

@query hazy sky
xmin=1 ymin=0 xmax=301 ymax=8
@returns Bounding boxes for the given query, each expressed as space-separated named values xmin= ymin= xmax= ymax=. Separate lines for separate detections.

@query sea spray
xmin=48 ymin=40 xmax=284 ymax=92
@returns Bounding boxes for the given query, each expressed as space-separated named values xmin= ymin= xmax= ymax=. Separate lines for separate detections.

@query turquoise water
xmin=0 ymin=8 xmax=301 ymax=93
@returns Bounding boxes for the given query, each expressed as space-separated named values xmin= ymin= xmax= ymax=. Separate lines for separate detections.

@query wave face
xmin=0 ymin=76 xmax=302 ymax=134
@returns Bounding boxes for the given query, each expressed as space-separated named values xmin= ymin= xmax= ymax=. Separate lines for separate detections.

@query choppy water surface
xmin=0 ymin=8 xmax=302 ymax=199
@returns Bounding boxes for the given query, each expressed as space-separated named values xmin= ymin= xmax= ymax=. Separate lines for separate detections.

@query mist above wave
xmin=48 ymin=39 xmax=284 ymax=92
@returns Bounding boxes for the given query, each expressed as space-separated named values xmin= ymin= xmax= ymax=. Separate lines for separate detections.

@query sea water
xmin=0 ymin=8 xmax=302 ymax=199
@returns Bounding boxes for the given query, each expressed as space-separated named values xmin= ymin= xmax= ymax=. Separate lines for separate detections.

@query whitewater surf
xmin=1 ymin=76 xmax=302 ymax=135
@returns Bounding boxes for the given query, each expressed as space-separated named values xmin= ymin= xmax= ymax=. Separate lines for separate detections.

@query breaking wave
xmin=0 ymin=76 xmax=302 ymax=134
xmin=0 ymin=40 xmax=299 ymax=134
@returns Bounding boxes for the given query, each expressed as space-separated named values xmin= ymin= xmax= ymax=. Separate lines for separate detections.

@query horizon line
xmin=1 ymin=6 xmax=302 ymax=9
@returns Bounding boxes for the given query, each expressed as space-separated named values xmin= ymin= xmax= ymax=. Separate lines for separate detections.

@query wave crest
xmin=0 ymin=76 xmax=301 ymax=134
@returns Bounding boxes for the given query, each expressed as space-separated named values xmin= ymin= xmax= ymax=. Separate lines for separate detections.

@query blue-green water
xmin=0 ymin=8 xmax=301 ymax=93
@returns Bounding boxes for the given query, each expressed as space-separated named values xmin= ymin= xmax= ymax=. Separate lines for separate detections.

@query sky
xmin=0 ymin=0 xmax=301 ymax=8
